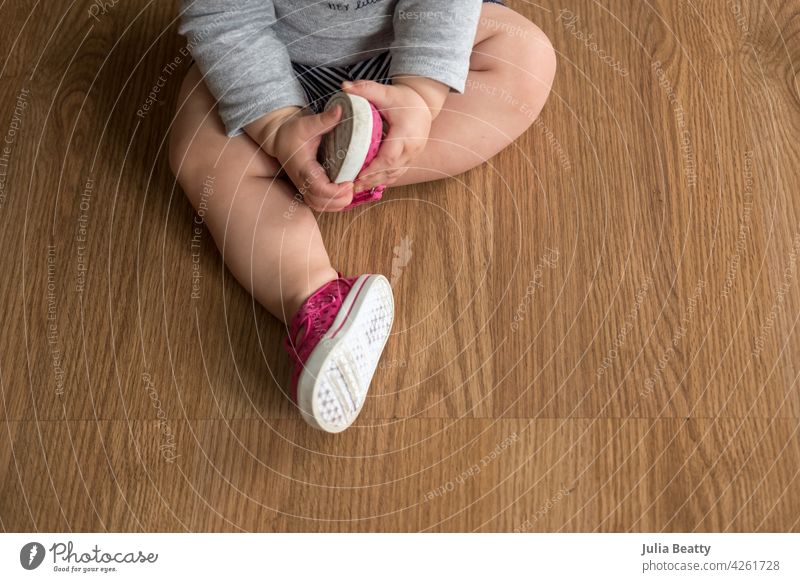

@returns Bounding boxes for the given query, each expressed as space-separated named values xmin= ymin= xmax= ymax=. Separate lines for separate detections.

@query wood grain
xmin=0 ymin=0 xmax=798 ymax=532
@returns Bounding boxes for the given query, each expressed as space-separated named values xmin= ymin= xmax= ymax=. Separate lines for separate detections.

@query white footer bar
xmin=2 ymin=533 xmax=797 ymax=580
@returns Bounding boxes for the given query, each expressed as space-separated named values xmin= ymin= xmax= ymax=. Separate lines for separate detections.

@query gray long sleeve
xmin=179 ymin=1 xmax=483 ymax=137
xmin=390 ymin=1 xmax=482 ymax=93
xmin=179 ymin=0 xmax=308 ymax=137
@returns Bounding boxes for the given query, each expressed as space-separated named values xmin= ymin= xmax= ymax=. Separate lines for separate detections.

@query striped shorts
xmin=292 ymin=0 xmax=505 ymax=113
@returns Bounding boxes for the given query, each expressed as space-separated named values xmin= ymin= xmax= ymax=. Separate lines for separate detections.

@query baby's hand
xmin=250 ymin=106 xmax=355 ymax=212
xmin=342 ymin=79 xmax=436 ymax=191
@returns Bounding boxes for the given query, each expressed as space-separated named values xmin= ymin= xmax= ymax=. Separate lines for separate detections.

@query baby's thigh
xmin=169 ymin=65 xmax=279 ymax=201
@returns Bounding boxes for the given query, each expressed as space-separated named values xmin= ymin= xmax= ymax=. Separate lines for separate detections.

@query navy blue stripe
xmin=354 ymin=55 xmax=383 ymax=80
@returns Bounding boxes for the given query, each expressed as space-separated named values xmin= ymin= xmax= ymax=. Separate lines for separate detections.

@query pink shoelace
xmin=284 ymin=276 xmax=357 ymax=401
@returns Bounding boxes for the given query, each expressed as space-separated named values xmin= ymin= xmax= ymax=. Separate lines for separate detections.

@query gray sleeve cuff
xmin=219 ymin=82 xmax=308 ymax=138
xmin=390 ymin=1 xmax=481 ymax=93
xmin=388 ymin=54 xmax=470 ymax=93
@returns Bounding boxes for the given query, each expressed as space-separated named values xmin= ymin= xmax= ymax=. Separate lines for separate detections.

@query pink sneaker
xmin=318 ymin=92 xmax=386 ymax=210
xmin=285 ymin=274 xmax=394 ymax=432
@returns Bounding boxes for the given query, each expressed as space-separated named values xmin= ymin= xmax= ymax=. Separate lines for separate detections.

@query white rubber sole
xmin=296 ymin=275 xmax=395 ymax=433
xmin=326 ymin=93 xmax=376 ymax=184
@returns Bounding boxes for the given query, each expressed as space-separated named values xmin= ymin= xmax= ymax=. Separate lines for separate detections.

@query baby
xmin=170 ymin=0 xmax=556 ymax=432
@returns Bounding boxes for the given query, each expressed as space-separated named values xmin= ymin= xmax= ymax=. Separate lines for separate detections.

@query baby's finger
xmin=355 ymin=136 xmax=405 ymax=188
xmin=305 ymin=186 xmax=354 ymax=212
xmin=299 ymin=157 xmax=354 ymax=204
xmin=355 ymin=167 xmax=406 ymax=191
xmin=342 ymin=80 xmax=393 ymax=109
xmin=296 ymin=105 xmax=342 ymax=141
xmin=293 ymin=157 xmax=345 ymax=199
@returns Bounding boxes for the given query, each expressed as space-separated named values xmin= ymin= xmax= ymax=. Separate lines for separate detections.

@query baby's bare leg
xmin=169 ymin=65 xmax=337 ymax=323
xmin=397 ymin=4 xmax=557 ymax=185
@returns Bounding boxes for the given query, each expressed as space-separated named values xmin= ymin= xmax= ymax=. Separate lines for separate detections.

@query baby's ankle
xmin=284 ymin=267 xmax=339 ymax=322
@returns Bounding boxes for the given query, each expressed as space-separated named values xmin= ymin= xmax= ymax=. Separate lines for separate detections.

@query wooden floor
xmin=1 ymin=0 xmax=798 ymax=532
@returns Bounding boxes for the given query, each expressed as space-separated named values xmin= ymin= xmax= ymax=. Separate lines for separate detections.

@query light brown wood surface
xmin=0 ymin=0 xmax=798 ymax=532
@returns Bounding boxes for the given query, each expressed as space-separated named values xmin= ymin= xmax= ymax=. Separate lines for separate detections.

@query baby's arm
xmin=179 ymin=0 xmax=354 ymax=209
xmin=343 ymin=0 xmax=482 ymax=190
xmin=179 ymin=0 xmax=306 ymax=136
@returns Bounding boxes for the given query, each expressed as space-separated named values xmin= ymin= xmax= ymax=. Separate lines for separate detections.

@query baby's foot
xmin=285 ymin=274 xmax=394 ymax=432
xmin=318 ymin=92 xmax=386 ymax=210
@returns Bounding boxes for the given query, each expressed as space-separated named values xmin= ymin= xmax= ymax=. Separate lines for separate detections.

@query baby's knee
xmin=526 ymin=25 xmax=556 ymax=90
xmin=507 ymin=21 xmax=556 ymax=99
xmin=169 ymin=136 xmax=189 ymax=185
xmin=169 ymin=124 xmax=255 ymax=204
xmin=168 ymin=122 xmax=210 ymax=194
